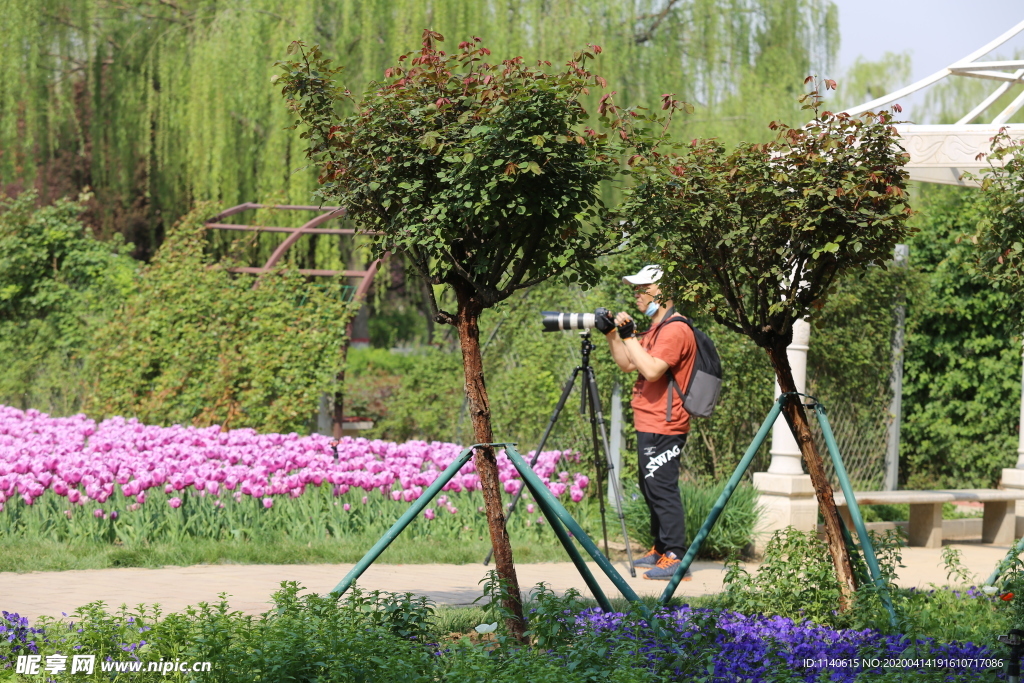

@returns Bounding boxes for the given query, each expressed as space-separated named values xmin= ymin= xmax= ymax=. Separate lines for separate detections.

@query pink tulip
xmin=423 ymin=508 xmax=435 ymax=520
xmin=262 ymin=497 xmax=273 ymax=509
xmin=93 ymin=509 xmax=104 ymax=519
xmin=343 ymin=503 xmax=350 ymax=511
xmin=168 ymin=497 xmax=182 ymax=508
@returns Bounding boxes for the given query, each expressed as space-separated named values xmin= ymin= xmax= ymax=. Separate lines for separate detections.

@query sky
xmin=833 ymin=1 xmax=1024 ymax=109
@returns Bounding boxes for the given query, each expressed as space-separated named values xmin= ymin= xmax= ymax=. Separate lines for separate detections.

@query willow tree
xmin=276 ymin=32 xmax=647 ymax=637
xmin=2 ymin=0 xmax=835 ymax=253
xmin=620 ymin=85 xmax=912 ymax=607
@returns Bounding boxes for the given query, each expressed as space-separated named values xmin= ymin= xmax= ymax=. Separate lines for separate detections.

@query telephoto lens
xmin=540 ymin=311 xmax=596 ymax=332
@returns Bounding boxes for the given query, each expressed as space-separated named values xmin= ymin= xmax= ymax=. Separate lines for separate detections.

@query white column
xmin=767 ymin=319 xmax=811 ymax=475
xmin=753 ymin=319 xmax=816 ymax=554
xmin=1000 ymin=342 xmax=1024 ymax=536
xmin=884 ymin=245 xmax=909 ymax=491
xmin=1017 ymin=344 xmax=1024 ymax=469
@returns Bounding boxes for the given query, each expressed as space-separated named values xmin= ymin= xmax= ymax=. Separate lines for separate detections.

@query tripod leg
xmin=581 ymin=368 xmax=610 ymax=557
xmin=586 ymin=366 xmax=637 ymax=577
xmin=483 ymin=365 xmax=582 ymax=565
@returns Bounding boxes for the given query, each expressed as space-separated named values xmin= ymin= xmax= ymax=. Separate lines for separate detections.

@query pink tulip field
xmin=0 ymin=405 xmax=593 ymax=546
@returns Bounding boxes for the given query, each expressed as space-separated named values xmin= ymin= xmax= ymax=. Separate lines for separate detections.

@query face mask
xmin=645 ymin=300 xmax=660 ymax=317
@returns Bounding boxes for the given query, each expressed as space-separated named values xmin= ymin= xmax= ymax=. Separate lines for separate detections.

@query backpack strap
xmin=650 ymin=310 xmax=694 ymax=422
xmin=664 ymin=369 xmax=688 ymax=422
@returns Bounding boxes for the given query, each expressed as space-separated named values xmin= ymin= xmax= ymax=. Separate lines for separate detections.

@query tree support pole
xmin=659 ymin=395 xmax=784 ymax=602
xmin=331 ymin=443 xmax=647 ymax=620
xmin=815 ymin=402 xmax=897 ymax=628
xmin=767 ymin=342 xmax=858 ymax=609
xmin=504 ymin=444 xmax=648 ymax=614
xmin=330 ymin=445 xmax=478 ymax=596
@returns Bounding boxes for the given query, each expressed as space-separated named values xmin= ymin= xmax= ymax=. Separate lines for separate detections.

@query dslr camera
xmin=541 ymin=308 xmax=616 ymax=334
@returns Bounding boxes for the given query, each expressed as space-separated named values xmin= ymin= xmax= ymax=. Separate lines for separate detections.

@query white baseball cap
xmin=622 ymin=265 xmax=663 ymax=286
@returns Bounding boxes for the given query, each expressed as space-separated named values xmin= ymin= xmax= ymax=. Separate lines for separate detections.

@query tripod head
xmin=578 ymin=331 xmax=595 ymax=368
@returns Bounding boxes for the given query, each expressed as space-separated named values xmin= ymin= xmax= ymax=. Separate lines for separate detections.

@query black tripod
xmin=484 ymin=332 xmax=636 ymax=576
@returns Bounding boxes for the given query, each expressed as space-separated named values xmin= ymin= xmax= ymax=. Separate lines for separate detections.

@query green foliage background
xmin=899 ymin=185 xmax=1023 ymax=489
xmin=0 ymin=196 xmax=358 ymax=434
xmin=0 ymin=191 xmax=135 ymax=414
xmin=86 ymin=204 xmax=358 ymax=432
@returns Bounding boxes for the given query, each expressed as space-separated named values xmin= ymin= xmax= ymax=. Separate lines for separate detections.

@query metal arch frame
xmin=205 ymin=203 xmax=387 ymax=438
xmin=204 ymin=204 xmax=385 ymax=298
xmin=841 ymin=18 xmax=1024 ymax=187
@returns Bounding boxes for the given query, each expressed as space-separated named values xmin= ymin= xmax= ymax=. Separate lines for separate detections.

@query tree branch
xmin=634 ymin=0 xmax=684 ymax=45
xmin=442 ymin=246 xmax=495 ymax=303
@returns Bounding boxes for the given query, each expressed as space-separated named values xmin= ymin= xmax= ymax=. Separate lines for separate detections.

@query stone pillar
xmin=999 ymin=342 xmax=1024 ymax=536
xmin=753 ymin=319 xmax=816 ymax=553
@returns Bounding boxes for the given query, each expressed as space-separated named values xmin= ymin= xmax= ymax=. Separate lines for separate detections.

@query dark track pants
xmin=637 ymin=431 xmax=688 ymax=557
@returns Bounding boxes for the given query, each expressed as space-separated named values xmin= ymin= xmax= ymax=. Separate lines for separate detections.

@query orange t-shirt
xmin=631 ymin=315 xmax=696 ymax=436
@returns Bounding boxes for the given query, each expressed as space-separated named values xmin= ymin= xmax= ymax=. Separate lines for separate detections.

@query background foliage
xmin=86 ymin=204 xmax=358 ymax=433
xmin=0 ymin=196 xmax=357 ymax=434
xmin=899 ymin=184 xmax=1023 ymax=489
xmin=0 ymin=191 xmax=135 ymax=414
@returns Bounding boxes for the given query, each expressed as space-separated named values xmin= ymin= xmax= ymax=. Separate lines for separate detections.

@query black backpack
xmin=651 ymin=312 xmax=723 ymax=420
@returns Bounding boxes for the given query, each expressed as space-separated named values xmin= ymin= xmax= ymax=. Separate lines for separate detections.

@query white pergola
xmin=842 ymin=18 xmax=1024 ymax=475
xmin=755 ymin=17 xmax=1024 ymax=548
xmin=842 ymin=18 xmax=1024 ymax=186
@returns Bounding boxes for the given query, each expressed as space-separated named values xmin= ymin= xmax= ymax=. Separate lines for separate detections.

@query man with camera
xmin=595 ymin=265 xmax=696 ymax=581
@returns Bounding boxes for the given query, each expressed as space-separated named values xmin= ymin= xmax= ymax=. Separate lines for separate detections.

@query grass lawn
xmin=0 ymin=534 xmax=601 ymax=573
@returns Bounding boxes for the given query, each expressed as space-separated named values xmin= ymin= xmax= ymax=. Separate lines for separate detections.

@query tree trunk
xmin=766 ymin=338 xmax=857 ymax=610
xmin=453 ymin=291 xmax=527 ymax=642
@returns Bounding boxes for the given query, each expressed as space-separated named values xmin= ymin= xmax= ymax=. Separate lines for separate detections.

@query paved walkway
xmin=0 ymin=542 xmax=1012 ymax=622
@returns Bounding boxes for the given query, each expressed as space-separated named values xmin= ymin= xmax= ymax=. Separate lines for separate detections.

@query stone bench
xmin=831 ymin=489 xmax=1024 ymax=548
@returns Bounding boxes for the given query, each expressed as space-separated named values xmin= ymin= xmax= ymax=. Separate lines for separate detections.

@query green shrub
xmin=900 ymin=185 xmax=1022 ymax=488
xmin=0 ymin=191 xmax=136 ymax=414
xmin=86 ymin=204 xmax=358 ymax=433
xmin=719 ymin=527 xmax=847 ymax=624
xmin=623 ymin=480 xmax=760 ymax=559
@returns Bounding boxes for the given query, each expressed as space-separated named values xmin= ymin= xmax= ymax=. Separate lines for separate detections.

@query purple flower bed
xmin=0 ymin=611 xmax=44 ymax=669
xmin=581 ymin=606 xmax=999 ymax=681
xmin=0 ymin=405 xmax=588 ymax=514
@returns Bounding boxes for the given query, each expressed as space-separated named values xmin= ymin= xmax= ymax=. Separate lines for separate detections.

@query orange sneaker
xmin=634 ymin=547 xmax=662 ymax=567
xmin=643 ymin=552 xmax=692 ymax=581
